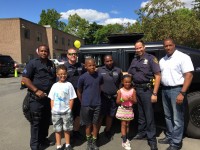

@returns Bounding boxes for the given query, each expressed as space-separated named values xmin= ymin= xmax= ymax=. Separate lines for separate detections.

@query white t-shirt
xmin=159 ymin=50 xmax=194 ymax=86
xmin=48 ymin=81 xmax=77 ymax=114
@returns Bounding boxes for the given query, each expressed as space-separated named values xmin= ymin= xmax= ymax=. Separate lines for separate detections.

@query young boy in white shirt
xmin=48 ymin=65 xmax=77 ymax=150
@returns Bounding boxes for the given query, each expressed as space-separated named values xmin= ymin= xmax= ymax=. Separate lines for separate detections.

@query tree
xmin=38 ymin=9 xmax=66 ymax=30
xmin=193 ymin=0 xmax=200 ymax=19
xmin=135 ymin=0 xmax=200 ymax=48
xmin=85 ymin=22 xmax=103 ymax=44
xmin=94 ymin=24 xmax=125 ymax=44
xmin=64 ymin=14 xmax=90 ymax=39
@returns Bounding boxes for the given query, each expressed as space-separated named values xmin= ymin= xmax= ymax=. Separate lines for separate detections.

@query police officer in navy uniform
xmin=22 ymin=44 xmax=56 ymax=150
xmin=128 ymin=40 xmax=161 ymax=150
xmin=98 ymin=55 xmax=123 ymax=139
xmin=64 ymin=48 xmax=85 ymax=140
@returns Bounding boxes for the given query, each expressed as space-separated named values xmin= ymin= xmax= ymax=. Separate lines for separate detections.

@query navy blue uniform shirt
xmin=128 ymin=53 xmax=160 ymax=84
xmin=77 ymin=71 xmax=103 ymax=106
xmin=22 ymin=58 xmax=56 ymax=93
xmin=98 ymin=66 xmax=122 ymax=95
xmin=64 ymin=61 xmax=85 ymax=89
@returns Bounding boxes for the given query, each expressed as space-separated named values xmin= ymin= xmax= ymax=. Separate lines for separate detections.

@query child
xmin=116 ymin=74 xmax=136 ymax=150
xmin=77 ymin=58 xmax=103 ymax=150
xmin=48 ymin=65 xmax=77 ymax=150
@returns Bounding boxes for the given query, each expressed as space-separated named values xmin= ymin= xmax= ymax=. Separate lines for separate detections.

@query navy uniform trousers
xmin=29 ymin=93 xmax=51 ymax=150
xmin=135 ymin=87 xmax=157 ymax=145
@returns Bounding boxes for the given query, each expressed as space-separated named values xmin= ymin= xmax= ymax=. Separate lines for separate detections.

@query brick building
xmin=0 ymin=18 xmax=83 ymax=63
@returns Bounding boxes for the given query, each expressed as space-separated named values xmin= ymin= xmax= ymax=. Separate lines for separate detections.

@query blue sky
xmin=0 ymin=0 xmax=193 ymax=25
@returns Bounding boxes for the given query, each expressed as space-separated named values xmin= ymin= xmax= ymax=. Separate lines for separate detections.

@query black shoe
xmin=41 ymin=138 xmax=55 ymax=146
xmin=158 ymin=137 xmax=170 ymax=144
xmin=166 ymin=146 xmax=180 ymax=150
xmin=133 ymin=134 xmax=146 ymax=140
xmin=73 ymin=131 xmax=84 ymax=140
xmin=91 ymin=138 xmax=99 ymax=150
xmin=150 ymin=144 xmax=158 ymax=150
xmin=104 ymin=129 xmax=113 ymax=140
xmin=65 ymin=145 xmax=73 ymax=150
xmin=86 ymin=137 xmax=93 ymax=150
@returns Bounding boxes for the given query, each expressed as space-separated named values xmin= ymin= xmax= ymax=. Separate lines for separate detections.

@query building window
xmin=68 ymin=39 xmax=70 ymax=46
xmin=55 ymin=35 xmax=58 ymax=44
xmin=62 ymin=37 xmax=65 ymax=45
xmin=37 ymin=32 xmax=42 ymax=42
xmin=24 ymin=29 xmax=30 ymax=39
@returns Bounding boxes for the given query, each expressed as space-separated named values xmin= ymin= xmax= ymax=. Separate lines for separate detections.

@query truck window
xmin=83 ymin=54 xmax=104 ymax=67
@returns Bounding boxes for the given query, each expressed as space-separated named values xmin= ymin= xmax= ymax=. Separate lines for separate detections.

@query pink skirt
xmin=115 ymin=106 xmax=134 ymax=121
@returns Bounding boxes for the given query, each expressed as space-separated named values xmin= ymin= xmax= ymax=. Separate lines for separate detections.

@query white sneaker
xmin=122 ymin=140 xmax=131 ymax=150
xmin=126 ymin=140 xmax=130 ymax=147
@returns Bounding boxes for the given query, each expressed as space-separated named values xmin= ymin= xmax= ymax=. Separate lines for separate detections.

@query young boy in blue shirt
xmin=48 ymin=65 xmax=77 ymax=150
xmin=77 ymin=58 xmax=103 ymax=150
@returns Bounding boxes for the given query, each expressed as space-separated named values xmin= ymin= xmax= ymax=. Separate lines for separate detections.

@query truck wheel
xmin=186 ymin=91 xmax=200 ymax=138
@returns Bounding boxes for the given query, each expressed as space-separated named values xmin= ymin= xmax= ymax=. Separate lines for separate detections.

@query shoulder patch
xmin=153 ymin=57 xmax=158 ymax=64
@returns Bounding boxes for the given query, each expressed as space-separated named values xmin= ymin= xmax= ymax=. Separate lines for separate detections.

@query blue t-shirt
xmin=77 ymin=71 xmax=103 ymax=106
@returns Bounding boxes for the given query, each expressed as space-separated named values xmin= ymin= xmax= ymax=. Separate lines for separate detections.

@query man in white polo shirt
xmin=159 ymin=38 xmax=194 ymax=150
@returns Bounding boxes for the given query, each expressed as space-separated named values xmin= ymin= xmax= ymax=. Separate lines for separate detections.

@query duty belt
xmin=102 ymin=92 xmax=117 ymax=99
xmin=28 ymin=91 xmax=47 ymax=100
xmin=134 ymin=83 xmax=150 ymax=88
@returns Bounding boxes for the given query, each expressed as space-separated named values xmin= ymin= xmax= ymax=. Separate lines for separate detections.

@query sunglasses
xmin=68 ymin=53 xmax=78 ymax=56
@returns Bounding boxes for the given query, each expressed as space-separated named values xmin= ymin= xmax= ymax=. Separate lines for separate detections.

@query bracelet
xmin=120 ymin=98 xmax=124 ymax=102
xmin=152 ymin=92 xmax=157 ymax=96
xmin=180 ymin=91 xmax=186 ymax=96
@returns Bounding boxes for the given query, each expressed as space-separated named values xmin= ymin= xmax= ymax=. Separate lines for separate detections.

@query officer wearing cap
xmin=128 ymin=40 xmax=161 ymax=150
xmin=98 ymin=55 xmax=123 ymax=139
xmin=22 ymin=44 xmax=56 ymax=150
xmin=64 ymin=48 xmax=86 ymax=140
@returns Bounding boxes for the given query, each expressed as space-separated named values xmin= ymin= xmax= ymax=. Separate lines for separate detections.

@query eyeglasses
xmin=68 ymin=53 xmax=78 ymax=56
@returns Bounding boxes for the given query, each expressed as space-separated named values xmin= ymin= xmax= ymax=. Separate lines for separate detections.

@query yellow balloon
xmin=74 ymin=40 xmax=81 ymax=48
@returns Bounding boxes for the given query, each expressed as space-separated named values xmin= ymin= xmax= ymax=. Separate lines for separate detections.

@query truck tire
xmin=186 ymin=91 xmax=200 ymax=139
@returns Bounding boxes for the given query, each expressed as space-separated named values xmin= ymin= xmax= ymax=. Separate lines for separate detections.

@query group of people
xmin=21 ymin=38 xmax=194 ymax=150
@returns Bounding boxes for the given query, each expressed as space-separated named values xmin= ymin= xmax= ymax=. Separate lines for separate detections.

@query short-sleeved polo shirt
xmin=159 ymin=50 xmax=194 ymax=86
xmin=77 ymin=71 xmax=103 ymax=106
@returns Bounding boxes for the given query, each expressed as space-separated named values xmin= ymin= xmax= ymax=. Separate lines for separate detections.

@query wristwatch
xmin=180 ymin=91 xmax=186 ymax=96
xmin=152 ymin=92 xmax=157 ymax=96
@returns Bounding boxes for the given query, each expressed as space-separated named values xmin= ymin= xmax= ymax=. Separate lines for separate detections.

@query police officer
xmin=22 ymin=44 xmax=56 ymax=150
xmin=64 ymin=48 xmax=85 ymax=140
xmin=98 ymin=55 xmax=123 ymax=139
xmin=128 ymin=40 xmax=161 ymax=150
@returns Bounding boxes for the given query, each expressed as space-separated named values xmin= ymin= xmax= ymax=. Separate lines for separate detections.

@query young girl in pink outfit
xmin=116 ymin=74 xmax=136 ymax=150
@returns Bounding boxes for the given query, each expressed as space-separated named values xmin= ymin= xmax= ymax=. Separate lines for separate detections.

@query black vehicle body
xmin=78 ymin=36 xmax=200 ymax=139
xmin=0 ymin=55 xmax=15 ymax=77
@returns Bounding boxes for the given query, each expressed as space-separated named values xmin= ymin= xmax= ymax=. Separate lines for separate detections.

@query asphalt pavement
xmin=0 ymin=75 xmax=199 ymax=150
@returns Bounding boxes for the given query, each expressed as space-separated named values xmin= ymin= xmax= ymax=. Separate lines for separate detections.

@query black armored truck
xmin=78 ymin=33 xmax=200 ymax=139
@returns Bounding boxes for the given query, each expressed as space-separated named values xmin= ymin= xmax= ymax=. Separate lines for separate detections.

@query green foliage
xmin=38 ymin=9 xmax=66 ymax=30
xmin=135 ymin=0 xmax=200 ymax=48
xmin=94 ymin=24 xmax=125 ymax=44
xmin=193 ymin=0 xmax=200 ymax=19
xmin=64 ymin=14 xmax=90 ymax=39
xmin=85 ymin=22 xmax=103 ymax=44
